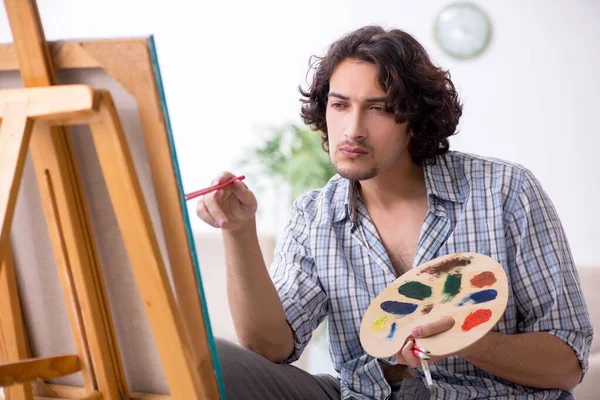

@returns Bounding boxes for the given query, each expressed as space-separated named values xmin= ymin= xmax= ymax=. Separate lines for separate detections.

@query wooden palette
xmin=360 ymin=252 xmax=508 ymax=358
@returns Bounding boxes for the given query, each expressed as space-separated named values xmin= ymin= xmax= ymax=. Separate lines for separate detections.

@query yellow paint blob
xmin=371 ymin=316 xmax=388 ymax=332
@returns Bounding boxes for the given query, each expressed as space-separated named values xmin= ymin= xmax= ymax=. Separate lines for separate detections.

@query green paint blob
xmin=398 ymin=281 xmax=432 ymax=300
xmin=441 ymin=273 xmax=462 ymax=303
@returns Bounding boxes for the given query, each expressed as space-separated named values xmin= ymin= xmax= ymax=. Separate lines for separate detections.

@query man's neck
xmin=358 ymin=160 xmax=427 ymax=210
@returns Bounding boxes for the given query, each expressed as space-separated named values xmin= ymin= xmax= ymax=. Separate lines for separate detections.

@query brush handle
xmin=185 ymin=175 xmax=246 ymax=200
xmin=413 ymin=345 xmax=430 ymax=354
xmin=412 ymin=349 xmax=431 ymax=360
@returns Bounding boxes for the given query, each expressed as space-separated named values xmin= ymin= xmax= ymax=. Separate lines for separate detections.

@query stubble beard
xmin=332 ymin=156 xmax=379 ymax=181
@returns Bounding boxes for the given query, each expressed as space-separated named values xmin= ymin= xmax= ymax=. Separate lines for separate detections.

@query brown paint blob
xmin=419 ymin=256 xmax=472 ymax=276
xmin=421 ymin=304 xmax=434 ymax=315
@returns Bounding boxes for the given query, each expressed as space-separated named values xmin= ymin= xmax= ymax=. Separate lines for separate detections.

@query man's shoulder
xmin=443 ymin=150 xmax=540 ymax=189
xmin=441 ymin=151 xmax=552 ymax=216
xmin=444 ymin=150 xmax=531 ymax=175
xmin=291 ymin=174 xmax=348 ymax=221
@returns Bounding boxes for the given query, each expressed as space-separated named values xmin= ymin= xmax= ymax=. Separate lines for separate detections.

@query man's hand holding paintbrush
xmin=194 ymin=172 xmax=257 ymax=231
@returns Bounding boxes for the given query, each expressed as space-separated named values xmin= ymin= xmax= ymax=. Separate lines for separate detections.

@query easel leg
xmin=0 ymin=239 xmax=34 ymax=400
xmin=89 ymin=91 xmax=208 ymax=399
xmin=0 ymin=102 xmax=33 ymax=243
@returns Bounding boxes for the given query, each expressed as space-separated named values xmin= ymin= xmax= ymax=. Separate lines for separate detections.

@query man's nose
xmin=344 ymin=111 xmax=367 ymax=142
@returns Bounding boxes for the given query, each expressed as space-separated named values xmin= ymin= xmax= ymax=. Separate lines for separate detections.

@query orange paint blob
xmin=470 ymin=271 xmax=497 ymax=288
xmin=461 ymin=309 xmax=492 ymax=332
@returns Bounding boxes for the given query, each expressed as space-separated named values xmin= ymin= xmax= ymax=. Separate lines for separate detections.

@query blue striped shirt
xmin=269 ymin=151 xmax=593 ymax=399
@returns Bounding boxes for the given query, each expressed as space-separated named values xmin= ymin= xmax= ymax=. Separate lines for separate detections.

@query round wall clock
xmin=434 ymin=2 xmax=492 ymax=60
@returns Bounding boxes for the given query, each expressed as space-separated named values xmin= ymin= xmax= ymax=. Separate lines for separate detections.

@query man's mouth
xmin=340 ymin=146 xmax=369 ymax=158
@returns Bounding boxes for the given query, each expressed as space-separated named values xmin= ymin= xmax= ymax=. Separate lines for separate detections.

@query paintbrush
xmin=413 ymin=345 xmax=430 ymax=356
xmin=185 ymin=175 xmax=246 ymax=201
xmin=413 ymin=345 xmax=437 ymax=395
xmin=420 ymin=356 xmax=437 ymax=395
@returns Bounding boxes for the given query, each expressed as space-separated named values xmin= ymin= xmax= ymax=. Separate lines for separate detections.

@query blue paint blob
xmin=380 ymin=301 xmax=418 ymax=316
xmin=458 ymin=289 xmax=498 ymax=306
xmin=387 ymin=322 xmax=397 ymax=339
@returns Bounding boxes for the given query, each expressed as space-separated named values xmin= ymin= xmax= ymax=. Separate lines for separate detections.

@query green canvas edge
xmin=146 ymin=35 xmax=227 ymax=399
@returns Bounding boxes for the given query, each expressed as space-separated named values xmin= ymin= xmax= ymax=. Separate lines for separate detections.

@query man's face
xmin=326 ymin=58 xmax=411 ymax=181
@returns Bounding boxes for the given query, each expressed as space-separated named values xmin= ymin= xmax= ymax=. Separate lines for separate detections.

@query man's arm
xmin=458 ymin=170 xmax=591 ymax=391
xmin=459 ymin=331 xmax=581 ymax=391
xmin=196 ymin=172 xmax=294 ymax=362
xmin=399 ymin=169 xmax=593 ymax=391
xmin=223 ymin=219 xmax=295 ymax=362
xmin=401 ymin=319 xmax=583 ymax=391
xmin=485 ymin=169 xmax=592 ymax=389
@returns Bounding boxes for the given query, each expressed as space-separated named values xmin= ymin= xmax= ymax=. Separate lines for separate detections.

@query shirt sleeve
xmin=507 ymin=169 xmax=594 ymax=380
xmin=268 ymin=197 xmax=329 ymax=363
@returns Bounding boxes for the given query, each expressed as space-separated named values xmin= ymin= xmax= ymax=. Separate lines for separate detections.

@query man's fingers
xmin=400 ymin=338 xmax=421 ymax=368
xmin=196 ymin=197 xmax=219 ymax=228
xmin=204 ymin=192 xmax=228 ymax=228
xmin=393 ymin=352 xmax=404 ymax=365
xmin=231 ymin=180 xmax=255 ymax=205
xmin=413 ymin=316 xmax=455 ymax=338
xmin=217 ymin=171 xmax=236 ymax=184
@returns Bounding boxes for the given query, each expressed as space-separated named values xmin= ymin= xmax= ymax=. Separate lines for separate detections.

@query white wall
xmin=1 ymin=0 xmax=598 ymax=267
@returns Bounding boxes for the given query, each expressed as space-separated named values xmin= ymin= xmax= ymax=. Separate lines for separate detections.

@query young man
xmin=196 ymin=26 xmax=593 ymax=400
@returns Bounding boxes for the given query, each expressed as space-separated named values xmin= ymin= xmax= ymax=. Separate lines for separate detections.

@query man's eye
xmin=371 ymin=106 xmax=388 ymax=112
xmin=331 ymin=103 xmax=347 ymax=110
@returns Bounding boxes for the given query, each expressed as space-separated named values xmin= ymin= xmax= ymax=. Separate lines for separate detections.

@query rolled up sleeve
xmin=508 ymin=170 xmax=594 ymax=379
xmin=269 ymin=199 xmax=328 ymax=363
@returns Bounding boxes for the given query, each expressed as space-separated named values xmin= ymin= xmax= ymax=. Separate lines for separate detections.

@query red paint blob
xmin=461 ymin=309 xmax=492 ymax=332
xmin=470 ymin=271 xmax=497 ymax=288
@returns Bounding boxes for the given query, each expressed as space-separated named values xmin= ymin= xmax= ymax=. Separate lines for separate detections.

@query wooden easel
xmin=0 ymin=1 xmax=222 ymax=399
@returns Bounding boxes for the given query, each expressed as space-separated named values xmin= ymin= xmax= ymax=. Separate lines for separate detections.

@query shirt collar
xmin=423 ymin=153 xmax=469 ymax=204
xmin=334 ymin=153 xmax=468 ymax=224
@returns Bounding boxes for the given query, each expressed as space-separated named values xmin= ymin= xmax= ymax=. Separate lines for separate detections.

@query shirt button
xmin=342 ymin=389 xmax=349 ymax=396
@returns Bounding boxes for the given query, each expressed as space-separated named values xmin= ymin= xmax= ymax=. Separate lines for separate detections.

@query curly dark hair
xmin=299 ymin=25 xmax=463 ymax=165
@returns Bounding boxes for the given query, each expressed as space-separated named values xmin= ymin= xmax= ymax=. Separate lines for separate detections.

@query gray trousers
xmin=215 ymin=338 xmax=431 ymax=400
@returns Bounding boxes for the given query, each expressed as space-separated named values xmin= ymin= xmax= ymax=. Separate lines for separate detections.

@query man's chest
xmin=315 ymin=198 xmax=510 ymax=304
xmin=367 ymin=204 xmax=429 ymax=276
xmin=374 ymin=218 xmax=422 ymax=276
